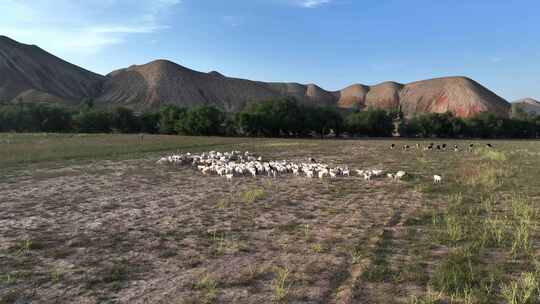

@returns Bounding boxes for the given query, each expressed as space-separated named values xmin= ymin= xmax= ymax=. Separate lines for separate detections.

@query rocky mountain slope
xmin=0 ymin=36 xmax=105 ymax=104
xmin=512 ymin=98 xmax=540 ymax=116
xmin=0 ymin=35 xmax=511 ymax=117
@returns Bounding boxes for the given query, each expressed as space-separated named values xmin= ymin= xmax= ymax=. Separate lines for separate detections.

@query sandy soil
xmin=1 ymin=147 xmax=425 ymax=304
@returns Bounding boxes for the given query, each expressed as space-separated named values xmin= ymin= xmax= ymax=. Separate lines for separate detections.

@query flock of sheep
xmin=157 ymin=150 xmax=443 ymax=184
xmin=392 ymin=142 xmax=493 ymax=152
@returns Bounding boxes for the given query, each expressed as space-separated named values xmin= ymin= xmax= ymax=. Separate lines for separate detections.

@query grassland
xmin=0 ymin=133 xmax=539 ymax=303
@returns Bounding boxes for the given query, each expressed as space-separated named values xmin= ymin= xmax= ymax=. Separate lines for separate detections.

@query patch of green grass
xmin=50 ymin=268 xmax=62 ymax=283
xmin=209 ymin=231 xmax=227 ymax=256
xmin=396 ymin=260 xmax=429 ymax=284
xmin=475 ymin=147 xmax=507 ymax=162
xmin=0 ymin=133 xmax=253 ymax=169
xmin=272 ymin=266 xmax=292 ymax=302
xmin=408 ymin=288 xmax=444 ymax=304
xmin=501 ymin=272 xmax=539 ymax=304
xmin=239 ymin=187 xmax=265 ymax=204
xmin=1 ymin=273 xmax=16 ymax=285
xmin=311 ymin=243 xmax=324 ymax=253
xmin=361 ymin=230 xmax=394 ymax=282
xmin=430 ymin=247 xmax=480 ymax=296
xmin=195 ymin=274 xmax=218 ymax=304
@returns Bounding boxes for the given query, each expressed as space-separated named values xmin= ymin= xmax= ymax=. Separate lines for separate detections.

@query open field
xmin=1 ymin=133 xmax=540 ymax=303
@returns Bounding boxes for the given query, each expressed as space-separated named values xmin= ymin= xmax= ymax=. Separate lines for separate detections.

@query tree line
xmin=1 ymin=97 xmax=539 ymax=138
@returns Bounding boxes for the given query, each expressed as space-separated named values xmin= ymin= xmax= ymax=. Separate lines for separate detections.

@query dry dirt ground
xmin=3 ymin=138 xmax=535 ymax=304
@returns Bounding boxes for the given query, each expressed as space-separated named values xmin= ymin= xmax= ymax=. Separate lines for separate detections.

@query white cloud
xmin=0 ymin=0 xmax=179 ymax=56
xmin=299 ymin=0 xmax=332 ymax=8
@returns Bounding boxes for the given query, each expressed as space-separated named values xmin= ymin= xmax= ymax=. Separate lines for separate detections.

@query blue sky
xmin=1 ymin=0 xmax=538 ymax=100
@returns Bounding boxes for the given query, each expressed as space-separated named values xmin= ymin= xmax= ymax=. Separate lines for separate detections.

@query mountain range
xmin=0 ymin=35 xmax=515 ymax=117
xmin=512 ymin=98 xmax=540 ymax=116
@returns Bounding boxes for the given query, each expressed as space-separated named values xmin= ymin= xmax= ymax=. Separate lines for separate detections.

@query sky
xmin=0 ymin=0 xmax=538 ymax=100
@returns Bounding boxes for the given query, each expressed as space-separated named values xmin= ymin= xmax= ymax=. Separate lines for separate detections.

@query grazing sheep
xmin=433 ymin=175 xmax=442 ymax=184
xmin=371 ymin=169 xmax=383 ymax=177
xmin=387 ymin=173 xmax=395 ymax=179
xmin=158 ymin=150 xmax=405 ymax=185
xmin=329 ymin=169 xmax=337 ymax=178
xmin=395 ymin=171 xmax=406 ymax=180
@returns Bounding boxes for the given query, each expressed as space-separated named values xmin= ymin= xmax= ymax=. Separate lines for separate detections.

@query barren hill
xmin=0 ymin=36 xmax=105 ymax=104
xmin=512 ymin=98 xmax=540 ymax=116
xmin=398 ymin=77 xmax=511 ymax=117
xmin=100 ymin=60 xmax=511 ymax=117
xmin=0 ymin=35 xmax=512 ymax=117
xmin=98 ymin=60 xmax=279 ymax=112
xmin=98 ymin=60 xmax=339 ymax=111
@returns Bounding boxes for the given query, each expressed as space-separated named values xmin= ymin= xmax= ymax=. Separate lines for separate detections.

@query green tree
xmin=74 ymin=109 xmax=112 ymax=133
xmin=111 ymin=107 xmax=140 ymax=133
xmin=140 ymin=112 xmax=160 ymax=134
xmin=159 ymin=105 xmax=185 ymax=134
xmin=176 ymin=105 xmax=224 ymax=135
xmin=345 ymin=108 xmax=393 ymax=137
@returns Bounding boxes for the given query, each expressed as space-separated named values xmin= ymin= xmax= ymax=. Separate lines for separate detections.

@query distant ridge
xmin=512 ymin=98 xmax=540 ymax=116
xmin=0 ymin=35 xmax=105 ymax=104
xmin=0 ymin=35 xmax=512 ymax=117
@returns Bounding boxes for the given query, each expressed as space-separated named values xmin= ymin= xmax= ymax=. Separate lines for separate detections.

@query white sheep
xmin=226 ymin=173 xmax=234 ymax=181
xmin=371 ymin=169 xmax=383 ymax=177
xmin=329 ymin=169 xmax=337 ymax=178
xmin=433 ymin=175 xmax=442 ymax=184
xmin=157 ymin=157 xmax=168 ymax=165
xmin=395 ymin=171 xmax=406 ymax=180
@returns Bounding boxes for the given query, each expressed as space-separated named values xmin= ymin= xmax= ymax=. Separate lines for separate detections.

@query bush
xmin=236 ymin=97 xmax=343 ymax=137
xmin=111 ymin=107 xmax=140 ymax=133
xmin=176 ymin=105 xmax=224 ymax=136
xmin=159 ymin=105 xmax=186 ymax=134
xmin=74 ymin=109 xmax=112 ymax=133
xmin=0 ymin=103 xmax=72 ymax=132
xmin=140 ymin=112 xmax=160 ymax=134
xmin=401 ymin=111 xmax=540 ymax=138
xmin=345 ymin=108 xmax=394 ymax=137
